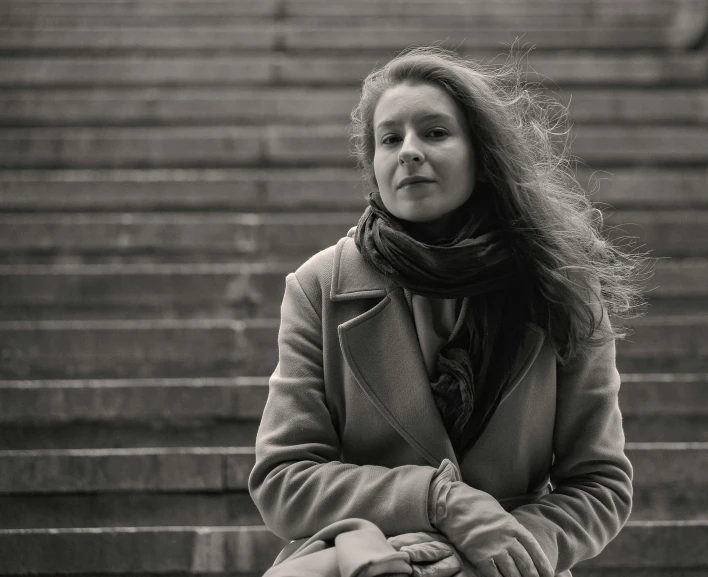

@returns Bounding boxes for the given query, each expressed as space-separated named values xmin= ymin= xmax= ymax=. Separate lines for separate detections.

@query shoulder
xmin=288 ymin=228 xmax=359 ymax=308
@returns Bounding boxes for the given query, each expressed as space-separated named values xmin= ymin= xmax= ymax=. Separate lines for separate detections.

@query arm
xmin=510 ymin=310 xmax=633 ymax=573
xmin=248 ymin=272 xmax=439 ymax=540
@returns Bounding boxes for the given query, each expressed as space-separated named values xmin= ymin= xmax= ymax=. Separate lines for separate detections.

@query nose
xmin=398 ymin=133 xmax=424 ymax=165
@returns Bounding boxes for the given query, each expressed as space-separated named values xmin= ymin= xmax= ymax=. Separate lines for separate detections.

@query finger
xmin=507 ymin=540 xmax=540 ymax=577
xmin=474 ymin=558 xmax=503 ymax=577
xmin=491 ymin=551 xmax=523 ymax=577
xmin=412 ymin=554 xmax=463 ymax=577
xmin=401 ymin=541 xmax=455 ymax=564
xmin=516 ymin=533 xmax=554 ymax=577
xmin=388 ymin=532 xmax=437 ymax=550
xmin=458 ymin=553 xmax=482 ymax=577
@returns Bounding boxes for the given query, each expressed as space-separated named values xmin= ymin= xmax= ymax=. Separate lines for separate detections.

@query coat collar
xmin=330 ymin=227 xmax=397 ymax=302
xmin=331 ymin=229 xmax=545 ymax=468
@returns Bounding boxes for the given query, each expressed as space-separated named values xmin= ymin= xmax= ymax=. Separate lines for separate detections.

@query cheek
xmin=444 ymin=145 xmax=474 ymax=185
xmin=373 ymin=151 xmax=392 ymax=188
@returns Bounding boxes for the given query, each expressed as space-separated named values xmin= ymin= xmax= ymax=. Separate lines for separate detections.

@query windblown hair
xmin=348 ymin=46 xmax=649 ymax=364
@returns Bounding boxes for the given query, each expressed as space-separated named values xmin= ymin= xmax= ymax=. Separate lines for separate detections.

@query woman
xmin=248 ymin=46 xmax=646 ymax=577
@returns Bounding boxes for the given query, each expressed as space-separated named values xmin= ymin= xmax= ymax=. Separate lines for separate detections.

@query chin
xmin=390 ymin=200 xmax=440 ymax=222
xmin=397 ymin=209 xmax=444 ymax=223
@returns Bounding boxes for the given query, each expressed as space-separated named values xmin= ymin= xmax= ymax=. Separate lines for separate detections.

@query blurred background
xmin=0 ymin=0 xmax=707 ymax=574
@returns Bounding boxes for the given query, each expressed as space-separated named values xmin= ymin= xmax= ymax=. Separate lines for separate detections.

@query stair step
xmin=0 ymin=525 xmax=285 ymax=575
xmin=0 ymin=319 xmax=279 ymax=379
xmin=2 ymin=125 xmax=706 ymax=169
xmin=5 ymin=374 xmax=706 ymax=420
xmin=620 ymin=316 xmax=708 ymax=372
xmin=0 ymin=168 xmax=706 ymax=211
xmin=0 ymin=493 xmax=262 ymax=529
xmin=603 ymin=210 xmax=708 ymax=257
xmin=0 ymin=211 xmax=703 ymax=263
xmin=4 ymin=0 xmax=277 ymax=19
xmin=0 ymin=213 xmax=353 ymax=262
xmin=283 ymin=53 xmax=708 ymax=87
xmin=0 ymin=56 xmax=273 ymax=87
xmin=0 ymin=259 xmax=702 ymax=320
xmin=621 ymin=376 xmax=708 ymax=441
xmin=0 ymin=168 xmax=368 ymax=212
xmin=0 ymin=24 xmax=700 ymax=52
xmin=1 ymin=316 xmax=708 ymax=378
xmin=2 ymin=0 xmax=686 ymax=22
xmin=0 ymin=377 xmax=267 ymax=423
xmin=0 ymin=263 xmax=293 ymax=319
xmin=623 ymin=416 xmax=708 ymax=443
xmin=0 ymin=487 xmax=705 ymax=530
xmin=1 ymin=53 xmax=706 ymax=88
xmin=1 ymin=88 xmax=706 ymax=127
xmin=0 ymin=443 xmax=703 ymax=492
xmin=286 ymin=0 xmax=692 ymax=21
xmin=3 ymin=0 xmax=694 ymax=38
xmin=0 ymin=375 xmax=705 ymax=446
xmin=0 ymin=126 xmax=268 ymax=169
xmin=0 ymin=421 xmax=260 ymax=450
xmin=282 ymin=25 xmax=704 ymax=52
xmin=0 ymin=27 xmax=278 ymax=52
xmin=0 ymin=447 xmax=255 ymax=493
xmin=2 ymin=410 xmax=704 ymax=450
xmin=0 ymin=521 xmax=707 ymax=574
xmin=576 ymin=521 xmax=708 ymax=569
xmin=0 ymin=378 xmax=266 ymax=448
xmin=620 ymin=374 xmax=708 ymax=414
xmin=0 ymin=463 xmax=705 ymax=529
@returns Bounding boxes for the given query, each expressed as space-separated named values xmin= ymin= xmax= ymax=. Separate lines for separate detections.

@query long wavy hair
xmin=348 ymin=46 xmax=649 ymax=364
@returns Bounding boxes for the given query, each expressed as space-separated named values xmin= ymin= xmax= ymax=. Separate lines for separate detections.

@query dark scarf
xmin=354 ymin=188 xmax=527 ymax=459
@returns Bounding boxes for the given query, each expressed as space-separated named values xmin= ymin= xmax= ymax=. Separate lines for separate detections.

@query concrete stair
xmin=0 ymin=259 xmax=704 ymax=320
xmin=2 ymin=125 xmax=708 ymax=169
xmin=0 ymin=24 xmax=704 ymax=52
xmin=1 ymin=88 xmax=706 ymax=127
xmin=0 ymin=210 xmax=705 ymax=262
xmin=0 ymin=375 xmax=706 ymax=446
xmin=1 ymin=168 xmax=707 ymax=211
xmin=3 ymin=315 xmax=708 ymax=378
xmin=1 ymin=0 xmax=707 ymax=574
xmin=2 ymin=53 xmax=707 ymax=87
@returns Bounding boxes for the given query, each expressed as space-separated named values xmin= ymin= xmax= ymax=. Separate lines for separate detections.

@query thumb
xmin=411 ymin=554 xmax=462 ymax=577
xmin=401 ymin=541 xmax=455 ymax=564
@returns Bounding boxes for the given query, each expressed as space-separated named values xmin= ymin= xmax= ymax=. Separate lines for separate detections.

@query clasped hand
xmin=435 ymin=482 xmax=555 ymax=577
xmin=387 ymin=532 xmax=464 ymax=577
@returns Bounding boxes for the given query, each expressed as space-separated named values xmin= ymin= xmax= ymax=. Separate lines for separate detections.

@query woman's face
xmin=372 ymin=81 xmax=477 ymax=224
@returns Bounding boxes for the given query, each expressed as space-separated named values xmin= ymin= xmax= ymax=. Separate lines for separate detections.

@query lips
xmin=397 ymin=176 xmax=435 ymax=188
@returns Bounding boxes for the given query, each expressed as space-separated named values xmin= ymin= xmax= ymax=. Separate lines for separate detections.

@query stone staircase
xmin=0 ymin=0 xmax=707 ymax=574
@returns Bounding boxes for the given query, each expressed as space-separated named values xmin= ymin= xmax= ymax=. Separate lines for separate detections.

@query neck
xmin=401 ymin=212 xmax=462 ymax=244
xmin=400 ymin=193 xmax=480 ymax=245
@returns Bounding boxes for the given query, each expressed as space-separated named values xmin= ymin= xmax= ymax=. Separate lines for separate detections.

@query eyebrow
xmin=375 ymin=112 xmax=457 ymax=132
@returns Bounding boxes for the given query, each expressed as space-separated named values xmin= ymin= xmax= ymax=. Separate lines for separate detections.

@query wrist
xmin=427 ymin=459 xmax=461 ymax=527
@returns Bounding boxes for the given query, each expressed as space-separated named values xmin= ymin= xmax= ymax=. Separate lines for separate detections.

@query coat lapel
xmin=338 ymin=286 xmax=460 ymax=468
xmin=331 ymin=234 xmax=545 ymax=468
xmin=497 ymin=322 xmax=546 ymax=407
xmin=332 ymin=235 xmax=458 ymax=468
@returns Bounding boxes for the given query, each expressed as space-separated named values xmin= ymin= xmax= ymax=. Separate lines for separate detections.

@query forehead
xmin=373 ymin=82 xmax=465 ymax=129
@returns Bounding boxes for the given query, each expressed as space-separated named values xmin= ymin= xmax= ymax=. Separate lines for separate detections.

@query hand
xmin=387 ymin=533 xmax=463 ymax=577
xmin=435 ymin=482 xmax=554 ymax=577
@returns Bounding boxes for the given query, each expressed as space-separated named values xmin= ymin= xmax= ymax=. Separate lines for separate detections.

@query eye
xmin=428 ymin=128 xmax=448 ymax=138
xmin=380 ymin=134 xmax=401 ymax=145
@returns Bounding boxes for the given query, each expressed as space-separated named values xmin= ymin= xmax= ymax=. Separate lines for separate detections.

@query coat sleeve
xmin=247 ymin=271 xmax=439 ymax=540
xmin=510 ymin=309 xmax=634 ymax=573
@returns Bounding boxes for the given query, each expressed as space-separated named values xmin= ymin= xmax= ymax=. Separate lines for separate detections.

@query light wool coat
xmin=248 ymin=229 xmax=633 ymax=576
